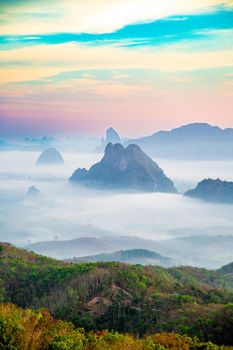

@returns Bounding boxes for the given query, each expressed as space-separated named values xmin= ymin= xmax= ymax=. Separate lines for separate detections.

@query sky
xmin=0 ymin=0 xmax=233 ymax=137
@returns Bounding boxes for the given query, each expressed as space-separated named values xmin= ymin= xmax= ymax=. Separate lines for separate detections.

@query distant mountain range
xmin=70 ymin=143 xmax=177 ymax=192
xmin=126 ymin=123 xmax=233 ymax=159
xmin=0 ymin=136 xmax=57 ymax=151
xmin=184 ymin=178 xmax=233 ymax=203
xmin=67 ymin=248 xmax=172 ymax=267
xmin=26 ymin=234 xmax=233 ymax=268
xmin=1 ymin=123 xmax=233 ymax=159
xmin=26 ymin=236 xmax=162 ymax=260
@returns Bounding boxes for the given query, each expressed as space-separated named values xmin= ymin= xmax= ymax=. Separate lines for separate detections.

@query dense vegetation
xmin=1 ymin=303 xmax=233 ymax=350
xmin=0 ymin=243 xmax=233 ymax=347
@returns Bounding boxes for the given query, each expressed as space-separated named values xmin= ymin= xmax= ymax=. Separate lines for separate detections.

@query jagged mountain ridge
xmin=70 ymin=143 xmax=177 ymax=192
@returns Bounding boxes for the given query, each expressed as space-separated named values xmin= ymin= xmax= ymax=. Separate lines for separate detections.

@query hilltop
xmin=68 ymin=248 xmax=172 ymax=267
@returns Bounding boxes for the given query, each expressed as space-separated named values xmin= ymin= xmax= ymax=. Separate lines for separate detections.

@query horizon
xmin=1 ymin=0 xmax=233 ymax=137
xmin=1 ymin=121 xmax=233 ymax=141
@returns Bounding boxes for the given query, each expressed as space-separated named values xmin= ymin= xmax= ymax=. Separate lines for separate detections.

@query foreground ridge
xmin=1 ymin=303 xmax=233 ymax=350
xmin=0 ymin=242 xmax=233 ymax=345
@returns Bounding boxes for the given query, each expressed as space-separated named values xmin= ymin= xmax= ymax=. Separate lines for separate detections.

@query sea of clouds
xmin=0 ymin=150 xmax=233 ymax=248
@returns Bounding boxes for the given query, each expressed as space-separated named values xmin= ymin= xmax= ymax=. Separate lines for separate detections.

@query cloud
xmin=0 ymin=150 xmax=233 ymax=259
xmin=0 ymin=41 xmax=233 ymax=84
xmin=0 ymin=0 xmax=233 ymax=35
xmin=1 ymin=8 xmax=233 ymax=50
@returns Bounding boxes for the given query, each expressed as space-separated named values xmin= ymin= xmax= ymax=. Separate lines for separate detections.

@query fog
xmin=0 ymin=150 xmax=233 ymax=267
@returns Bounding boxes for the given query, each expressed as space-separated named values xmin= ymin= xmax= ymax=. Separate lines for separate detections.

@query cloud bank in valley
xmin=0 ymin=150 xmax=233 ymax=247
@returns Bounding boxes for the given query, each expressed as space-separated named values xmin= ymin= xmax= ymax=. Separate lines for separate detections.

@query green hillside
xmin=0 ymin=242 xmax=233 ymax=346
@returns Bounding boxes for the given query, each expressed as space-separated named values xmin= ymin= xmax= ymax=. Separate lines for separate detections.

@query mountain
xmin=68 ymin=248 xmax=172 ymax=267
xmin=70 ymin=143 xmax=177 ymax=192
xmin=25 ymin=186 xmax=41 ymax=198
xmin=125 ymin=123 xmax=233 ymax=159
xmin=1 ymin=242 xmax=233 ymax=345
xmin=95 ymin=127 xmax=121 ymax=152
xmin=184 ymin=179 xmax=233 ymax=203
xmin=26 ymin=236 xmax=163 ymax=259
xmin=36 ymin=147 xmax=64 ymax=165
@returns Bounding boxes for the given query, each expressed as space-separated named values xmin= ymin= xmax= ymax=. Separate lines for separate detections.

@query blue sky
xmin=1 ymin=8 xmax=233 ymax=49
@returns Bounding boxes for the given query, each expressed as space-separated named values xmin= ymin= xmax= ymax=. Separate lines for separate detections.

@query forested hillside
xmin=0 ymin=243 xmax=233 ymax=346
xmin=2 ymin=303 xmax=233 ymax=350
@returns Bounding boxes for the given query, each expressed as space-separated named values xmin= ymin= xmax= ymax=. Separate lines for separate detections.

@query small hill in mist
xmin=67 ymin=248 xmax=172 ymax=267
xmin=25 ymin=186 xmax=41 ymax=198
xmin=184 ymin=179 xmax=233 ymax=203
xmin=126 ymin=123 xmax=233 ymax=159
xmin=70 ymin=143 xmax=176 ymax=192
xmin=36 ymin=147 xmax=64 ymax=165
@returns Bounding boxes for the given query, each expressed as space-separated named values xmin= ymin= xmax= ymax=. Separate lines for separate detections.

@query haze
xmin=1 ymin=150 xmax=232 ymax=248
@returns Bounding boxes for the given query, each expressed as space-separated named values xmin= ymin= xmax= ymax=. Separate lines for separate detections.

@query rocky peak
xmin=94 ymin=127 xmax=121 ymax=152
xmin=106 ymin=127 xmax=121 ymax=144
xmin=70 ymin=143 xmax=177 ymax=193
